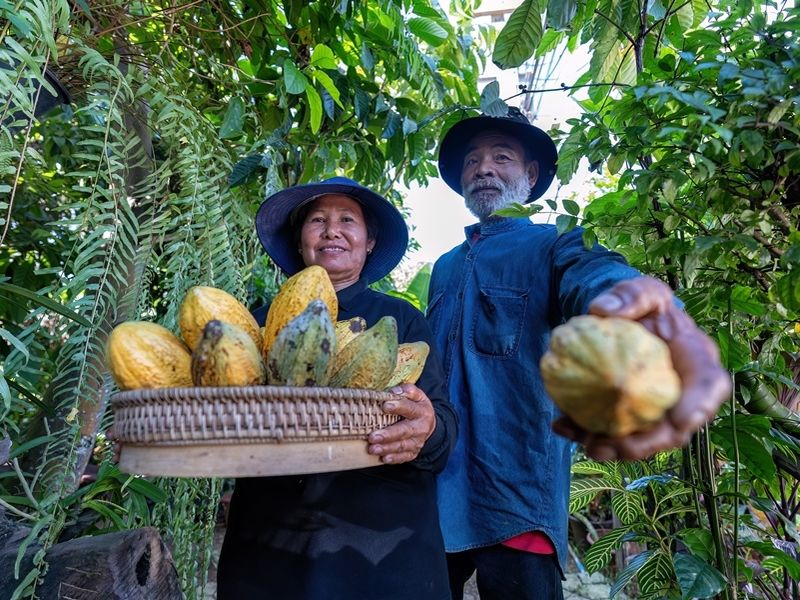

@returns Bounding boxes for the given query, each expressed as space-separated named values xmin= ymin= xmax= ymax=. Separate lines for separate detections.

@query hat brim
xmin=438 ymin=115 xmax=558 ymax=203
xmin=255 ymin=181 xmax=409 ymax=284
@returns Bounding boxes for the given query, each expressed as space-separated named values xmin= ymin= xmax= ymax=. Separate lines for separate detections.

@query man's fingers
xmin=589 ymin=277 xmax=674 ymax=319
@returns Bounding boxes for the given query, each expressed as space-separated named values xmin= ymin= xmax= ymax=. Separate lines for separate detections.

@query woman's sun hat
xmin=255 ymin=176 xmax=409 ymax=284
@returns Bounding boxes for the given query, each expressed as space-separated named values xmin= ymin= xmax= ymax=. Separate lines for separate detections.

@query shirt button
xmin=449 ymin=333 xmax=456 ymax=341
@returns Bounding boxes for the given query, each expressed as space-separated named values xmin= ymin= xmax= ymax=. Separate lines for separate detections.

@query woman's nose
xmin=322 ymin=223 xmax=342 ymax=238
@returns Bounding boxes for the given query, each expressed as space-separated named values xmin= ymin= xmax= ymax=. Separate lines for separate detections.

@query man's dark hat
xmin=255 ymin=176 xmax=409 ymax=284
xmin=437 ymin=107 xmax=558 ymax=203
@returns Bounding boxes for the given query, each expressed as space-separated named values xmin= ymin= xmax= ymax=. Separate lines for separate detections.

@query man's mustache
xmin=465 ymin=179 xmax=504 ymax=194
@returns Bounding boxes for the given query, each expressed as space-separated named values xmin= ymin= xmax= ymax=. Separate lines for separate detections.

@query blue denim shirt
xmin=427 ymin=217 xmax=640 ymax=569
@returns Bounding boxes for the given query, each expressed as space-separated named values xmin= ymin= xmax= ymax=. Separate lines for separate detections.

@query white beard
xmin=463 ymin=174 xmax=532 ymax=221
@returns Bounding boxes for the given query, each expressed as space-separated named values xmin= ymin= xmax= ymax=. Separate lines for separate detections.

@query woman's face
xmin=299 ymin=194 xmax=376 ymax=290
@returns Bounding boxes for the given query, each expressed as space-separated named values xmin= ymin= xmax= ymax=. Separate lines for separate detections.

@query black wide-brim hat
xmin=438 ymin=108 xmax=558 ymax=203
xmin=255 ymin=176 xmax=409 ymax=284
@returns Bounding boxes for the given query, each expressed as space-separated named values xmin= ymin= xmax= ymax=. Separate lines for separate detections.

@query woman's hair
xmin=290 ymin=196 xmax=379 ymax=249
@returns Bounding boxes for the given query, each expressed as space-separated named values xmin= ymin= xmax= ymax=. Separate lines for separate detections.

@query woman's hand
xmin=552 ymin=276 xmax=731 ymax=461
xmin=367 ymin=383 xmax=436 ymax=464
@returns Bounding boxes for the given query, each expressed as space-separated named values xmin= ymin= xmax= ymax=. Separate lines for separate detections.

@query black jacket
xmin=217 ymin=278 xmax=457 ymax=600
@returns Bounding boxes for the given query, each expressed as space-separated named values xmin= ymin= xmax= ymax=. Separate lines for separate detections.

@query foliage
xmin=0 ymin=1 xmax=485 ymax=597
xmin=494 ymin=1 xmax=800 ymax=597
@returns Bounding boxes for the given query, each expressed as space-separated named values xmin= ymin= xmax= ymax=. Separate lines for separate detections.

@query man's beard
xmin=463 ymin=174 xmax=532 ymax=221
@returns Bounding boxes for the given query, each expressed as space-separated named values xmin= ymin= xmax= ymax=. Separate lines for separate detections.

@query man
xmin=427 ymin=107 xmax=730 ymax=599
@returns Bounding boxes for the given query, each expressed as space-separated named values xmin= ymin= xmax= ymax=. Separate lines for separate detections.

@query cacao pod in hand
xmin=540 ymin=315 xmax=681 ymax=437
xmin=179 ymin=286 xmax=261 ymax=351
xmin=192 ymin=320 xmax=266 ymax=386
xmin=266 ymin=299 xmax=336 ymax=386
xmin=330 ymin=316 xmax=398 ymax=390
xmin=386 ymin=341 xmax=430 ymax=388
xmin=262 ymin=266 xmax=338 ymax=358
xmin=106 ymin=321 xmax=192 ymax=390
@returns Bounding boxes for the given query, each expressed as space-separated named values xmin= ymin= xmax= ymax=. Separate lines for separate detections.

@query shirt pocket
xmin=469 ymin=286 xmax=528 ymax=358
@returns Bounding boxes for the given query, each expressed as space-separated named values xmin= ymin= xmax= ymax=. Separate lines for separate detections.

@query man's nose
xmin=475 ymin=156 xmax=495 ymax=178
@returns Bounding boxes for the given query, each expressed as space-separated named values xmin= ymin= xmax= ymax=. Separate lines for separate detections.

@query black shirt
xmin=217 ymin=278 xmax=457 ymax=600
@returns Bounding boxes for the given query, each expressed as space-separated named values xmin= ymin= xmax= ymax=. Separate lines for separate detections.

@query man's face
xmin=459 ymin=131 xmax=539 ymax=221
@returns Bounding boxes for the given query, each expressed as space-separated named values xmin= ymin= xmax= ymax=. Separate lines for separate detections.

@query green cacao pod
xmin=385 ymin=341 xmax=430 ymax=388
xmin=330 ymin=316 xmax=398 ymax=389
xmin=266 ymin=299 xmax=336 ymax=386
xmin=540 ymin=315 xmax=681 ymax=437
xmin=192 ymin=320 xmax=266 ymax=386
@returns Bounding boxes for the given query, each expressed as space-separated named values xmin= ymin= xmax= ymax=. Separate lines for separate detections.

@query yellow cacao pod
xmin=179 ymin=286 xmax=260 ymax=351
xmin=334 ymin=316 xmax=368 ymax=350
xmin=106 ymin=321 xmax=193 ymax=390
xmin=266 ymin=300 xmax=336 ymax=386
xmin=386 ymin=342 xmax=430 ymax=388
xmin=191 ymin=320 xmax=266 ymax=386
xmin=540 ymin=315 xmax=681 ymax=437
xmin=330 ymin=316 xmax=398 ymax=389
xmin=262 ymin=266 xmax=338 ymax=358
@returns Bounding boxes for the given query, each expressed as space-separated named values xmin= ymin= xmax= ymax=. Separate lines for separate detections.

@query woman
xmin=217 ymin=176 xmax=458 ymax=600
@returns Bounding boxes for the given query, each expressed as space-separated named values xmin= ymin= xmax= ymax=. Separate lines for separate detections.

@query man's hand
xmin=552 ymin=276 xmax=731 ymax=461
xmin=367 ymin=383 xmax=436 ymax=464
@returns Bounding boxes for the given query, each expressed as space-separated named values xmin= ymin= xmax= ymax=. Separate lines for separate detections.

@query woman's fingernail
xmin=384 ymin=401 xmax=397 ymax=410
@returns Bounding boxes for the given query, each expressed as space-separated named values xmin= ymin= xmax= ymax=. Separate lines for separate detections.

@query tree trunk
xmin=0 ymin=522 xmax=183 ymax=600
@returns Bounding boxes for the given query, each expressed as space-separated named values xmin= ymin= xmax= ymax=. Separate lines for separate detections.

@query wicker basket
xmin=112 ymin=386 xmax=401 ymax=478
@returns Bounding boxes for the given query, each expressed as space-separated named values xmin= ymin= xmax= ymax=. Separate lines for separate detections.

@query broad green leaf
xmin=381 ymin=111 xmax=402 ymax=139
xmin=556 ymin=214 xmax=578 ymax=234
xmin=283 ymin=60 xmax=308 ymax=94
xmin=583 ymin=527 xmax=630 ymax=573
xmin=729 ymin=285 xmax=766 ymax=316
xmin=714 ymin=329 xmax=751 ymax=371
xmin=611 ymin=490 xmax=644 ymax=525
xmin=360 ymin=42 xmax=374 ymax=71
xmin=610 ymin=550 xmax=652 ymax=598
xmin=306 ymin=85 xmax=323 ymax=134
xmin=637 ymin=551 xmax=675 ymax=598
xmin=562 ymin=199 xmax=580 ymax=216
xmin=310 ymin=44 xmax=337 ymax=69
xmin=673 ymin=552 xmax=727 ymax=599
xmin=219 ymin=96 xmax=245 ymax=139
xmin=768 ymin=98 xmax=792 ymax=124
xmin=545 ymin=0 xmax=577 ymax=31
xmin=402 ymin=116 xmax=418 ymax=135
xmin=740 ymin=130 xmax=764 ymax=156
xmin=677 ymin=529 xmax=716 ymax=562
xmin=228 ymin=154 xmax=267 ymax=188
xmin=407 ymin=17 xmax=448 ymax=46
xmin=479 ymin=80 xmax=508 ymax=117
xmin=745 ymin=541 xmax=800 ymax=579
xmin=312 ymin=69 xmax=343 ymax=107
xmin=709 ymin=429 xmax=777 ymax=482
xmin=493 ymin=202 xmax=541 ymax=218
xmin=493 ymin=0 xmax=543 ymax=69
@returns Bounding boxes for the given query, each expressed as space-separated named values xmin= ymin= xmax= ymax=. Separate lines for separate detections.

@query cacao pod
xmin=106 ymin=321 xmax=193 ymax=390
xmin=179 ymin=286 xmax=260 ymax=351
xmin=540 ymin=315 xmax=681 ymax=437
xmin=266 ymin=300 xmax=336 ymax=386
xmin=192 ymin=320 xmax=266 ymax=386
xmin=386 ymin=341 xmax=430 ymax=388
xmin=262 ymin=266 xmax=338 ymax=359
xmin=330 ymin=316 xmax=398 ymax=389
xmin=334 ymin=316 xmax=368 ymax=350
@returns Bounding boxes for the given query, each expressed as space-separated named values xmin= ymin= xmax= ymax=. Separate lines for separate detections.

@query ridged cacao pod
xmin=179 ymin=286 xmax=260 ymax=351
xmin=334 ymin=316 xmax=368 ymax=350
xmin=386 ymin=341 xmax=430 ymax=388
xmin=262 ymin=266 xmax=338 ymax=359
xmin=330 ymin=316 xmax=398 ymax=389
xmin=106 ymin=321 xmax=193 ymax=390
xmin=266 ymin=300 xmax=336 ymax=386
xmin=191 ymin=320 xmax=266 ymax=386
xmin=540 ymin=315 xmax=681 ymax=437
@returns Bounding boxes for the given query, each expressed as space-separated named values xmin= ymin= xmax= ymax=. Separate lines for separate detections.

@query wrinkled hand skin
xmin=551 ymin=276 xmax=732 ymax=461
xmin=367 ymin=383 xmax=436 ymax=464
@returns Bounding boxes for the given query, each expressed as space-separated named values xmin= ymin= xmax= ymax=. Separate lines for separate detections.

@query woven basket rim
xmin=111 ymin=385 xmax=401 ymax=405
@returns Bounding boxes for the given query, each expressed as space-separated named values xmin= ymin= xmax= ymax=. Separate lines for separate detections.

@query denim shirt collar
xmin=464 ymin=217 xmax=529 ymax=242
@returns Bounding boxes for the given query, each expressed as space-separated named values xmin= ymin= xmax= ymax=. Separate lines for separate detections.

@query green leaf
xmin=610 ymin=550 xmax=652 ymax=598
xmin=381 ymin=111 xmax=402 ymax=139
xmin=729 ymin=285 xmax=766 ymax=316
xmin=310 ymin=44 xmax=337 ymax=69
xmin=545 ymin=0 xmax=577 ymax=31
xmin=673 ymin=552 xmax=727 ymax=599
xmin=0 ymin=283 xmax=92 ymax=327
xmin=583 ymin=527 xmax=630 ymax=573
xmin=493 ymin=202 xmax=541 ymax=218
xmin=709 ymin=429 xmax=777 ymax=482
xmin=479 ymin=81 xmax=508 ymax=117
xmin=562 ymin=199 xmax=580 ymax=216
xmin=714 ymin=329 xmax=751 ymax=371
xmin=360 ymin=42 xmax=374 ymax=71
xmin=740 ymin=130 xmax=764 ymax=156
xmin=219 ymin=96 xmax=245 ymax=139
xmin=402 ymin=116 xmax=418 ymax=135
xmin=637 ymin=551 xmax=675 ymax=598
xmin=407 ymin=17 xmax=448 ymax=46
xmin=493 ymin=0 xmax=543 ymax=69
xmin=611 ymin=490 xmax=643 ymax=525
xmin=745 ymin=541 xmax=800 ymax=579
xmin=306 ymin=85 xmax=323 ymax=134
xmin=677 ymin=529 xmax=716 ymax=562
xmin=556 ymin=214 xmax=578 ymax=234
xmin=228 ymin=154 xmax=268 ymax=188
xmin=312 ymin=70 xmax=343 ymax=107
xmin=283 ymin=60 xmax=308 ymax=94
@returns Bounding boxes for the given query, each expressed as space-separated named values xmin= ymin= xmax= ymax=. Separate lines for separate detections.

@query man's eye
xmin=496 ymin=154 xmax=510 ymax=161
xmin=465 ymin=157 xmax=477 ymax=166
